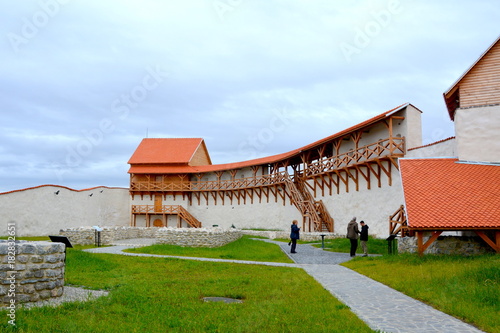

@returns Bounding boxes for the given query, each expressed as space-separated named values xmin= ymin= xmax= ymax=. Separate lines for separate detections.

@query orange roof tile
xmin=128 ymin=103 xmax=413 ymax=174
xmin=128 ymin=138 xmax=208 ymax=165
xmin=399 ymin=158 xmax=500 ymax=229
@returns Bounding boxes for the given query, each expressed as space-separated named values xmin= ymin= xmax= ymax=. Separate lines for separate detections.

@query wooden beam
xmin=476 ymin=231 xmax=500 ymax=253
xmin=335 ymin=170 xmax=349 ymax=193
xmin=417 ymin=231 xmax=443 ymax=255
xmin=355 ymin=165 xmax=371 ymax=190
xmin=344 ymin=168 xmax=359 ymax=191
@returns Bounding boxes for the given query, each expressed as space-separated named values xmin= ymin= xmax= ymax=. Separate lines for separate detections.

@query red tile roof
xmin=399 ymin=158 xmax=500 ymax=229
xmin=128 ymin=138 xmax=207 ymax=165
xmin=128 ymin=103 xmax=413 ymax=174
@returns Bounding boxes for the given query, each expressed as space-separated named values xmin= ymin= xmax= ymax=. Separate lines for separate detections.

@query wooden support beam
xmin=335 ymin=170 xmax=349 ymax=193
xmin=355 ymin=165 xmax=371 ymax=190
xmin=476 ymin=231 xmax=500 ymax=253
xmin=345 ymin=168 xmax=359 ymax=191
xmin=417 ymin=231 xmax=443 ymax=255
xmin=202 ymin=192 xmax=209 ymax=205
xmin=375 ymin=159 xmax=392 ymax=186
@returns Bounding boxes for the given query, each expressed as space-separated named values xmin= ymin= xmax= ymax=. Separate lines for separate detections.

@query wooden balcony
xmin=130 ymin=137 xmax=405 ymax=193
xmin=131 ymin=205 xmax=201 ymax=228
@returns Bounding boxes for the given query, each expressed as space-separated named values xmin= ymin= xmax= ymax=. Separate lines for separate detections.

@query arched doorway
xmin=153 ymin=218 xmax=164 ymax=227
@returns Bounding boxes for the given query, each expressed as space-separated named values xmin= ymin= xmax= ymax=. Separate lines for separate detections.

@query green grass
xmin=0 ymin=236 xmax=50 ymax=241
xmin=343 ymin=253 xmax=500 ymax=333
xmin=3 ymin=247 xmax=374 ymax=333
xmin=316 ymin=236 xmax=389 ymax=255
xmin=125 ymin=235 xmax=294 ymax=263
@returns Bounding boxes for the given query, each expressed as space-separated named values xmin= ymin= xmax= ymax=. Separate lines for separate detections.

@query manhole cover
xmin=202 ymin=297 xmax=243 ymax=304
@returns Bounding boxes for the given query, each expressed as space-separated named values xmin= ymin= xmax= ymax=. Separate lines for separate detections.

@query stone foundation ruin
xmin=1 ymin=240 xmax=65 ymax=307
xmin=60 ymin=226 xmax=243 ymax=248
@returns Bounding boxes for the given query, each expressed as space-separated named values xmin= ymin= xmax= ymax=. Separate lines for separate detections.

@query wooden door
xmin=154 ymin=195 xmax=162 ymax=213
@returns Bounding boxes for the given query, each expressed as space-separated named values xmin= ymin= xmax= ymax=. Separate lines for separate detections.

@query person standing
xmin=359 ymin=221 xmax=369 ymax=257
xmin=346 ymin=217 xmax=360 ymax=257
xmin=290 ymin=220 xmax=300 ymax=253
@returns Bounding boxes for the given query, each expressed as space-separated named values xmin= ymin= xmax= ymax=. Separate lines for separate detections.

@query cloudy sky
xmin=0 ymin=0 xmax=498 ymax=192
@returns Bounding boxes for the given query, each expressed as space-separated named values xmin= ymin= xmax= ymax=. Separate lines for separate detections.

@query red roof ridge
xmin=0 ymin=184 xmax=127 ymax=196
xmin=407 ymin=136 xmax=455 ymax=151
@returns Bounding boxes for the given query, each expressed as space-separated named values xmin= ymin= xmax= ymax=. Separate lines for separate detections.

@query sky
xmin=0 ymin=0 xmax=498 ymax=192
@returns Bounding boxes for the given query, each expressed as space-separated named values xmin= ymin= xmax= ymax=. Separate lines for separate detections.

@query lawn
xmin=125 ymin=235 xmax=294 ymax=263
xmin=3 ymin=236 xmax=498 ymax=332
xmin=2 ymin=245 xmax=374 ymax=333
xmin=319 ymin=236 xmax=390 ymax=255
xmin=344 ymin=253 xmax=500 ymax=333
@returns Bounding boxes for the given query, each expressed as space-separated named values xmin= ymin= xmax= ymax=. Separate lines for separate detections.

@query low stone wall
xmin=0 ymin=241 xmax=65 ymax=307
xmin=241 ymin=230 xmax=341 ymax=242
xmin=60 ymin=227 xmax=156 ymax=246
xmin=60 ymin=227 xmax=242 ymax=248
xmin=156 ymin=228 xmax=242 ymax=248
xmin=398 ymin=235 xmax=495 ymax=255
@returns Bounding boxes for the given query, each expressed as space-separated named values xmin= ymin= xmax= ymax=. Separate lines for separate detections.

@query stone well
xmin=0 ymin=240 xmax=65 ymax=306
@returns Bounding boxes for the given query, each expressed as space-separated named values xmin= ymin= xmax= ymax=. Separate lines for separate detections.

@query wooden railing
xmin=131 ymin=171 xmax=289 ymax=192
xmin=315 ymin=200 xmax=334 ymax=232
xmin=389 ymin=205 xmax=409 ymax=236
xmin=303 ymin=137 xmax=405 ymax=177
xmin=284 ymin=175 xmax=333 ymax=232
xmin=130 ymin=137 xmax=405 ymax=193
xmin=177 ymin=205 xmax=202 ymax=228
xmin=284 ymin=177 xmax=322 ymax=232
xmin=131 ymin=205 xmax=202 ymax=228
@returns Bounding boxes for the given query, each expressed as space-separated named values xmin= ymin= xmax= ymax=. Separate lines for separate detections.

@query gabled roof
xmin=443 ymin=35 xmax=500 ymax=120
xmin=129 ymin=103 xmax=415 ymax=174
xmin=399 ymin=158 xmax=500 ymax=230
xmin=128 ymin=138 xmax=211 ymax=165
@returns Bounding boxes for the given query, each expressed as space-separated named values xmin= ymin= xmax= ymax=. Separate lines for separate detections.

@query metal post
xmin=320 ymin=234 xmax=326 ymax=249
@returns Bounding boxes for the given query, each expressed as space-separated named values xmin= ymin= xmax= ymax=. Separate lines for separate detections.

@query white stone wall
xmin=315 ymin=168 xmax=403 ymax=239
xmin=0 ymin=186 xmax=130 ymax=237
xmin=406 ymin=138 xmax=457 ymax=158
xmin=455 ymin=105 xmax=500 ymax=163
xmin=131 ymin=192 xmax=303 ymax=231
xmin=241 ymin=230 xmax=341 ymax=241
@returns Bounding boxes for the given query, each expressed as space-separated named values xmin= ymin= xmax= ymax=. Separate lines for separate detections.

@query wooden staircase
xmin=284 ymin=174 xmax=334 ymax=232
xmin=177 ymin=205 xmax=202 ymax=228
xmin=131 ymin=205 xmax=202 ymax=228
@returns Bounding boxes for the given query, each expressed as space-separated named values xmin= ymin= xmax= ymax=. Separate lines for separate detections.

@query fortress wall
xmin=314 ymin=164 xmax=403 ymax=238
xmin=0 ymin=186 xmax=130 ymax=237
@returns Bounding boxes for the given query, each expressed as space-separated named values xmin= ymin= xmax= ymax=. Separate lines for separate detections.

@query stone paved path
xmin=84 ymin=238 xmax=485 ymax=333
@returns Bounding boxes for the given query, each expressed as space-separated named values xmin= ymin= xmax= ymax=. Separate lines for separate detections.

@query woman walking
xmin=290 ymin=220 xmax=300 ymax=253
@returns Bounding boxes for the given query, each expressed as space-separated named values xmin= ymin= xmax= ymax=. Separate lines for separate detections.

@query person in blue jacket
xmin=290 ymin=220 xmax=300 ymax=253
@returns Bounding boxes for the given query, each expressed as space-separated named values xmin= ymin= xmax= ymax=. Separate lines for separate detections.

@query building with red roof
xmin=128 ymin=103 xmax=423 ymax=236
xmin=398 ymin=35 xmax=500 ymax=254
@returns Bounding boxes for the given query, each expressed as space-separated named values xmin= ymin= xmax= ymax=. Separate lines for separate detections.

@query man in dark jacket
xmin=346 ymin=217 xmax=360 ymax=257
xmin=290 ymin=220 xmax=300 ymax=253
xmin=360 ymin=221 xmax=369 ymax=257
